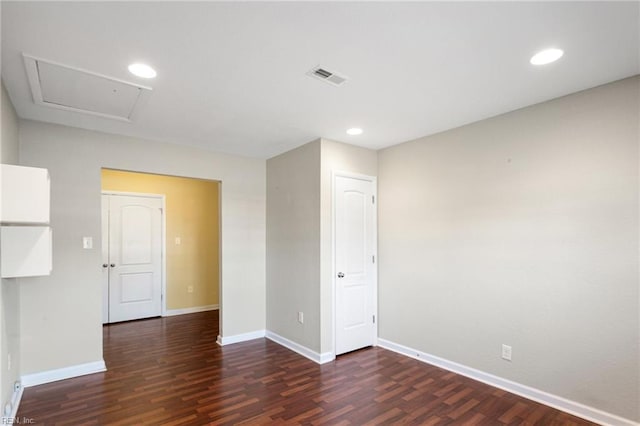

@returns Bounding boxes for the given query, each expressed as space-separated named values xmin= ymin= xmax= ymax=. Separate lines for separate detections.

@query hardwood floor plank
xmin=17 ymin=311 xmax=598 ymax=425
xmin=362 ymin=407 xmax=404 ymax=426
xmin=444 ymin=388 xmax=474 ymax=406
xmin=448 ymin=399 xmax=481 ymax=420
xmin=309 ymin=404 xmax=356 ymax=425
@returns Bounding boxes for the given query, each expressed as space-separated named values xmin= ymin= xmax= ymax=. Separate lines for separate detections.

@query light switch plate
xmin=82 ymin=237 xmax=93 ymax=249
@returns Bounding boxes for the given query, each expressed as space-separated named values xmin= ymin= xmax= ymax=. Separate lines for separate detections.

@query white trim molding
xmin=266 ymin=331 xmax=335 ymax=365
xmin=1 ymin=380 xmax=24 ymax=424
xmin=164 ymin=304 xmax=219 ymax=317
xmin=21 ymin=360 xmax=107 ymax=388
xmin=217 ymin=330 xmax=265 ymax=346
xmin=378 ymin=338 xmax=639 ymax=426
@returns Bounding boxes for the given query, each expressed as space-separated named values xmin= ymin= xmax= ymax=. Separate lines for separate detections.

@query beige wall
xmin=266 ymin=140 xmax=321 ymax=351
xmin=0 ymin=82 xmax=18 ymax=164
xmin=0 ymin=81 xmax=20 ymax=412
xmin=101 ymin=169 xmax=220 ymax=310
xmin=266 ymin=138 xmax=377 ymax=355
xmin=378 ymin=76 xmax=639 ymax=421
xmin=18 ymin=120 xmax=265 ymax=375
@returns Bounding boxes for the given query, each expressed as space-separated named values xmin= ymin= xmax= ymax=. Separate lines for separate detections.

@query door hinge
xmin=372 ymin=255 xmax=375 ymax=263
xmin=372 ymin=195 xmax=375 ymax=204
xmin=373 ymin=315 xmax=376 ymax=324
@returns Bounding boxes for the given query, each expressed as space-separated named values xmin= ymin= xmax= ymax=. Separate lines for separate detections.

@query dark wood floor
xmin=18 ymin=311 xmax=596 ymax=425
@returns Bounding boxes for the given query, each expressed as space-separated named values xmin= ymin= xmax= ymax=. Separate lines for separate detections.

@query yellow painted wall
xmin=101 ymin=169 xmax=219 ymax=310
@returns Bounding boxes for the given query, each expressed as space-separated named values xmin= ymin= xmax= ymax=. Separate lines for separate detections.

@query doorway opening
xmin=101 ymin=169 xmax=221 ymax=331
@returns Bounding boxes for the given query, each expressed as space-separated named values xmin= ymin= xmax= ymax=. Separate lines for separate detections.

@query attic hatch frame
xmin=23 ymin=53 xmax=153 ymax=122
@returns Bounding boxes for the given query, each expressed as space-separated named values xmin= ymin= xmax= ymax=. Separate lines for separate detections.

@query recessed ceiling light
xmin=128 ymin=63 xmax=157 ymax=79
xmin=530 ymin=48 xmax=564 ymax=66
xmin=346 ymin=127 xmax=363 ymax=136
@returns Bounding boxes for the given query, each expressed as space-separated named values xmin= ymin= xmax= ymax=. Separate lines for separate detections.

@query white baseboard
xmin=217 ymin=329 xmax=265 ymax=346
xmin=1 ymin=380 xmax=24 ymax=424
xmin=21 ymin=360 xmax=107 ymax=388
xmin=164 ymin=304 xmax=219 ymax=317
xmin=266 ymin=331 xmax=335 ymax=365
xmin=318 ymin=351 xmax=335 ymax=364
xmin=377 ymin=338 xmax=638 ymax=426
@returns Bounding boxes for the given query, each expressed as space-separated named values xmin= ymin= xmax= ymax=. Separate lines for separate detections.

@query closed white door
xmin=335 ymin=175 xmax=376 ymax=355
xmin=102 ymin=194 xmax=163 ymax=323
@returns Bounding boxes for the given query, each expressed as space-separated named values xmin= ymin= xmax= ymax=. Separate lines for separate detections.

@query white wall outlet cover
xmin=175 ymin=237 xmax=181 ymax=245
xmin=82 ymin=237 xmax=93 ymax=249
xmin=502 ymin=344 xmax=512 ymax=361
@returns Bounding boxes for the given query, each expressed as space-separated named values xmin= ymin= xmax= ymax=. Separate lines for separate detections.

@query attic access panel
xmin=23 ymin=54 xmax=152 ymax=122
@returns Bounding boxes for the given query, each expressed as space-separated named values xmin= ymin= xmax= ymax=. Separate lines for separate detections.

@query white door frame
xmin=102 ymin=190 xmax=167 ymax=318
xmin=331 ymin=171 xmax=378 ymax=357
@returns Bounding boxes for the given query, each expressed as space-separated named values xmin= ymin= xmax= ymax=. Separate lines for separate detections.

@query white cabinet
xmin=1 ymin=226 xmax=52 ymax=278
xmin=0 ymin=164 xmax=52 ymax=278
xmin=1 ymin=164 xmax=50 ymax=224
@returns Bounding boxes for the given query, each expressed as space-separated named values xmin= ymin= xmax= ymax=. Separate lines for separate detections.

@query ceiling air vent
xmin=22 ymin=54 xmax=152 ymax=122
xmin=307 ymin=66 xmax=348 ymax=87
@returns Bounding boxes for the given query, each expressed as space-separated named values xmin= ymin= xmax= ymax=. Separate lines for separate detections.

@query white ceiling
xmin=2 ymin=2 xmax=638 ymax=159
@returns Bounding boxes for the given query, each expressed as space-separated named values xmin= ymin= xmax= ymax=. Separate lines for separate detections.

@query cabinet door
xmin=1 ymin=226 xmax=52 ymax=278
xmin=1 ymin=164 xmax=50 ymax=224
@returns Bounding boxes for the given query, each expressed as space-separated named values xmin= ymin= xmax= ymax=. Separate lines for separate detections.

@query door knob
xmin=102 ymin=264 xmax=108 ymax=268
xmin=110 ymin=264 xmax=116 ymax=268
xmin=337 ymin=272 xmax=345 ymax=278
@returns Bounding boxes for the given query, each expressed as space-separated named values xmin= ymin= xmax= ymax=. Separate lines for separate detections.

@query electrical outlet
xmin=175 ymin=237 xmax=181 ymax=245
xmin=297 ymin=311 xmax=304 ymax=324
xmin=502 ymin=344 xmax=512 ymax=361
xmin=187 ymin=285 xmax=194 ymax=293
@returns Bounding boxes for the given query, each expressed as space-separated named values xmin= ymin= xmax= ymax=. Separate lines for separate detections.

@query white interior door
xmin=103 ymin=194 xmax=163 ymax=323
xmin=335 ymin=175 xmax=376 ymax=355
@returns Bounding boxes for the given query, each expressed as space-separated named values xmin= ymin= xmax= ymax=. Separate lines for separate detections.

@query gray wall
xmin=0 ymin=81 xmax=20 ymax=411
xmin=18 ymin=120 xmax=266 ymax=375
xmin=266 ymin=140 xmax=322 ymax=351
xmin=378 ymin=76 xmax=639 ymax=421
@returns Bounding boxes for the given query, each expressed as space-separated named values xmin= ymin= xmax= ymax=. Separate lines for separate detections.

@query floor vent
xmin=307 ymin=65 xmax=348 ymax=87
xmin=23 ymin=54 xmax=152 ymax=122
